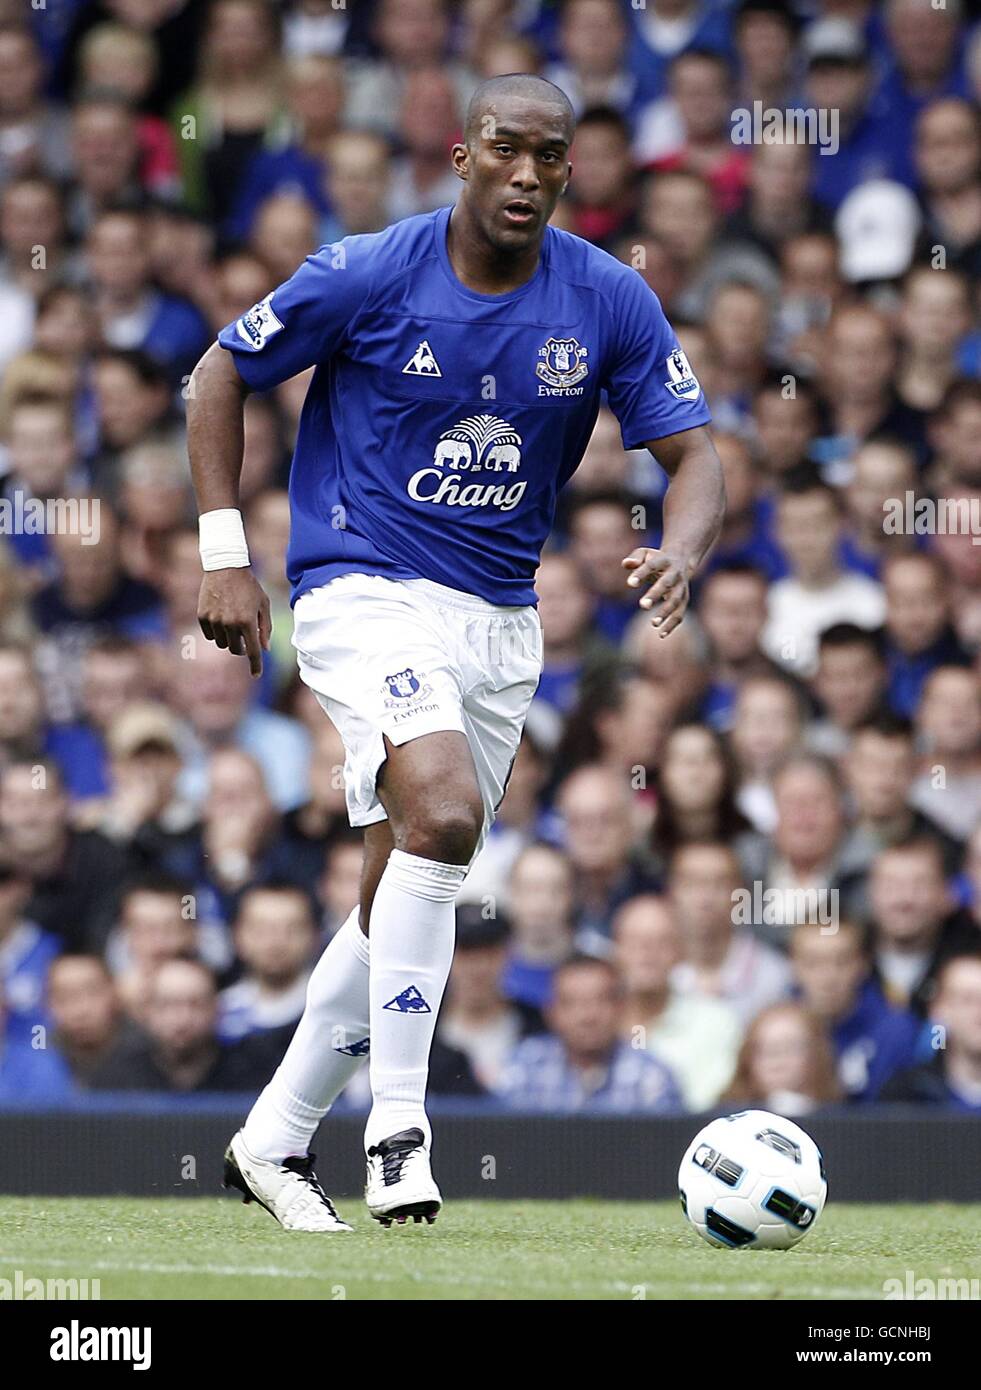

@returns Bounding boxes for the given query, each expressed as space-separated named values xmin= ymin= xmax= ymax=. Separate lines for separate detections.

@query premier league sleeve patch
xmin=663 ymin=347 xmax=701 ymax=402
xmin=236 ymin=294 xmax=285 ymax=351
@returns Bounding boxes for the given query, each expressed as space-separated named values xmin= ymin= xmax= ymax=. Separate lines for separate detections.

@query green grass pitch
xmin=1 ymin=1197 xmax=978 ymax=1300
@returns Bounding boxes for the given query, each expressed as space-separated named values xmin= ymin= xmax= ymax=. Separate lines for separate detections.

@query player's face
xmin=454 ymin=97 xmax=572 ymax=253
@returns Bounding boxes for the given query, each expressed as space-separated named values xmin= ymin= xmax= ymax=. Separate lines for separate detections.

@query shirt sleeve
xmin=217 ymin=239 xmax=371 ymax=392
xmin=601 ymin=269 xmax=712 ymax=450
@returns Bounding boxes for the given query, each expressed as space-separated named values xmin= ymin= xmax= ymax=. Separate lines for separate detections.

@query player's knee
xmin=401 ymin=799 xmax=483 ymax=864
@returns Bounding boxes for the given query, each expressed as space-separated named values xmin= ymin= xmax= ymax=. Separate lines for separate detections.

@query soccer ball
xmin=678 ymin=1110 xmax=827 ymax=1250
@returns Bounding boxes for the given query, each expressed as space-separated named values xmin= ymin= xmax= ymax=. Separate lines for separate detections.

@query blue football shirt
xmin=218 ymin=205 xmax=711 ymax=607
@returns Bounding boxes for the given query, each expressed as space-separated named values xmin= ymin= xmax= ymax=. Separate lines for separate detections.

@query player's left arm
xmin=622 ymin=424 xmax=725 ymax=638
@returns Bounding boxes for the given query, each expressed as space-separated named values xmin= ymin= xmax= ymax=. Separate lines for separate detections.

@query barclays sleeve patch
xmin=663 ymin=347 xmax=701 ymax=402
xmin=236 ymin=294 xmax=285 ymax=351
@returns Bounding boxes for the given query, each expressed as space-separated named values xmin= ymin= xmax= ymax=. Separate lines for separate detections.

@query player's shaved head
xmin=464 ymin=72 xmax=575 ymax=147
xmin=452 ymin=73 xmax=574 ymax=258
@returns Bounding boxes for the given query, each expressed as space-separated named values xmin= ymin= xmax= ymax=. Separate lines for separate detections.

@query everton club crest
xmin=536 ymin=336 xmax=589 ymax=390
xmin=381 ymin=667 xmax=435 ymax=715
xmin=385 ymin=669 xmax=420 ymax=700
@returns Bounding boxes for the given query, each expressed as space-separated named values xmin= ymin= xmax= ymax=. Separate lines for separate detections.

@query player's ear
xmin=563 ymin=161 xmax=572 ymax=195
xmin=451 ymin=142 xmax=469 ymax=182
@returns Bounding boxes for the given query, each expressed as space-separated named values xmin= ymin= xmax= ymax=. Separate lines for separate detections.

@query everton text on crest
xmin=536 ymin=336 xmax=589 ymax=395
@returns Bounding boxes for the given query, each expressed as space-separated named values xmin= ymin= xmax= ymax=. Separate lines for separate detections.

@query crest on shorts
xmin=382 ymin=667 xmax=435 ymax=713
xmin=536 ymin=336 xmax=589 ymax=389
xmin=385 ymin=669 xmax=421 ymax=700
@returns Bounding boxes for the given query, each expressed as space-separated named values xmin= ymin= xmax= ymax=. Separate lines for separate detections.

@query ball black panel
xmin=704 ymin=1208 xmax=756 ymax=1248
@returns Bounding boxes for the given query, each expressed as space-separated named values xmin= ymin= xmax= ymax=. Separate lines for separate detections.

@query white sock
xmin=242 ymin=907 xmax=370 ymax=1162
xmin=365 ymin=848 xmax=466 ymax=1152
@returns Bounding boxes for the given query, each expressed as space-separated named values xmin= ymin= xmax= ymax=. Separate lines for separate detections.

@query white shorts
xmin=291 ymin=573 xmax=543 ymax=860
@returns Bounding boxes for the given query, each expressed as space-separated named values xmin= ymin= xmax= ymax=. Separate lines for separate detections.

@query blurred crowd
xmin=0 ymin=0 xmax=980 ymax=1118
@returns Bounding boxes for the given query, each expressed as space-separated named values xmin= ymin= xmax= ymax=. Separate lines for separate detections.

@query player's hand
xmin=621 ymin=547 xmax=692 ymax=637
xmin=197 ymin=569 xmax=271 ymax=677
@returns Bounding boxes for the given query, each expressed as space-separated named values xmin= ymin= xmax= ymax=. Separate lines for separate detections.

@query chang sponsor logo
xmin=408 ymin=414 xmax=528 ymax=513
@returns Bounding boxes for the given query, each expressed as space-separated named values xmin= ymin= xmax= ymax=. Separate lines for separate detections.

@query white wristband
xmin=199 ymin=508 xmax=250 ymax=571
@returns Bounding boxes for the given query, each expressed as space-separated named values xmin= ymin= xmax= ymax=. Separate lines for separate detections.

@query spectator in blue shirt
xmin=914 ymin=99 xmax=981 ymax=284
xmin=841 ymin=437 xmax=920 ymax=581
xmin=0 ymin=1023 xmax=75 ymax=1105
xmin=0 ymin=863 xmax=62 ymax=1046
xmin=85 ymin=207 xmax=210 ymax=387
xmin=808 ymin=626 xmax=888 ymax=761
xmin=544 ymin=0 xmax=646 ymax=127
xmin=0 ymin=759 xmax=134 ymax=958
xmin=497 ymin=954 xmax=683 ymax=1113
xmin=882 ymin=552 xmax=971 ymax=719
xmin=625 ymin=0 xmax=734 ymax=108
xmin=696 ymin=564 xmax=784 ymax=732
xmin=32 ymin=510 xmax=167 ymax=726
xmin=554 ymin=762 xmax=662 ymax=944
xmin=218 ymin=883 xmax=318 ymax=1042
xmin=0 ymin=968 xmax=73 ymax=1108
xmin=790 ymin=919 xmax=922 ymax=1101
xmin=47 ymin=954 xmax=127 ymax=1088
xmin=1 ymin=392 xmax=87 ymax=584
xmin=224 ymin=52 xmax=342 ymax=243
xmin=699 ymin=431 xmax=788 ymax=584
xmin=46 ymin=636 xmax=153 ymax=802
xmin=803 ymin=19 xmax=911 ymax=210
xmin=566 ymin=491 xmax=653 ymax=645
xmin=880 ymin=953 xmax=981 ymax=1111
xmin=533 ymin=552 xmax=614 ymax=720
xmin=873 ymin=0 xmax=971 ymax=185
xmin=169 ymin=637 xmax=311 ymax=815
xmin=501 ymin=843 xmax=577 ymax=1018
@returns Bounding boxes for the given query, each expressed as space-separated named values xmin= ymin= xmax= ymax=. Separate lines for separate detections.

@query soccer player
xmin=187 ymin=74 xmax=724 ymax=1231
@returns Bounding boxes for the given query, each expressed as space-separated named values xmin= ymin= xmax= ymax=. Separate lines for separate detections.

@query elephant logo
xmin=433 ymin=414 xmax=522 ymax=474
xmin=486 ymin=444 xmax=521 ymax=473
xmin=433 ymin=439 xmax=473 ymax=469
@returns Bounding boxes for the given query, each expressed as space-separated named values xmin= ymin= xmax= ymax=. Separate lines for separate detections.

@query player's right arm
xmin=187 ymin=342 xmax=271 ymax=677
xmin=188 ymin=236 xmax=376 ymax=675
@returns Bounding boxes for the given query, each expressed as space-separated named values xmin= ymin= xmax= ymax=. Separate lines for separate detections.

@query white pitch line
xmin=0 ymin=1254 xmax=880 ymax=1299
xmin=0 ymin=1254 xmax=325 ymax=1281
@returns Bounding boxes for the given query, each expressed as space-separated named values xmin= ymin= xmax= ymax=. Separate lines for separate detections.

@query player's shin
xmin=365 ymin=848 xmax=466 ymax=1152
xmin=241 ymin=906 xmax=370 ymax=1163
